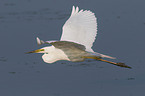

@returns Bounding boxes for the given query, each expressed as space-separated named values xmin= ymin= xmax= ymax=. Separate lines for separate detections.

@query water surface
xmin=0 ymin=0 xmax=145 ymax=96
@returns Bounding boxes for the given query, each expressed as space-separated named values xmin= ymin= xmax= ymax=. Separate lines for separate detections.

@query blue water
xmin=0 ymin=0 xmax=145 ymax=96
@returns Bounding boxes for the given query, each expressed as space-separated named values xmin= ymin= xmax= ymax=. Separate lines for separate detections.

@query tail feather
xmin=94 ymin=52 xmax=116 ymax=59
xmin=99 ymin=53 xmax=116 ymax=59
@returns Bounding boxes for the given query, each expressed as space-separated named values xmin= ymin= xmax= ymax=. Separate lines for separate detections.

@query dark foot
xmin=116 ymin=62 xmax=132 ymax=69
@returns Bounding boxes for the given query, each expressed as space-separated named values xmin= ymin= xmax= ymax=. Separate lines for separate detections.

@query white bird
xmin=27 ymin=6 xmax=131 ymax=68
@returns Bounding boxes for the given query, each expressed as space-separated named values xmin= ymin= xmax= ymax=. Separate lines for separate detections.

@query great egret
xmin=27 ymin=6 xmax=131 ymax=68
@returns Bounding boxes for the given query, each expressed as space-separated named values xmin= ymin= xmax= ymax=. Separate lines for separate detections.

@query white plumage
xmin=61 ymin=6 xmax=97 ymax=52
xmin=27 ymin=6 xmax=131 ymax=68
xmin=42 ymin=46 xmax=70 ymax=63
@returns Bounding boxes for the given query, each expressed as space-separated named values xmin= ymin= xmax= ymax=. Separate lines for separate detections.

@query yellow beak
xmin=26 ymin=49 xmax=44 ymax=54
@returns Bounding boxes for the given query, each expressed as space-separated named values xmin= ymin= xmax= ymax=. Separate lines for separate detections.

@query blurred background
xmin=0 ymin=0 xmax=145 ymax=96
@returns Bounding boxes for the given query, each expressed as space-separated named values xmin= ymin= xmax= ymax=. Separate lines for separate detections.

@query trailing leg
xmin=82 ymin=56 xmax=131 ymax=69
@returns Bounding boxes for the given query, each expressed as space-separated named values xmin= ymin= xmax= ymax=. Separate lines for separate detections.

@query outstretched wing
xmin=60 ymin=6 xmax=97 ymax=52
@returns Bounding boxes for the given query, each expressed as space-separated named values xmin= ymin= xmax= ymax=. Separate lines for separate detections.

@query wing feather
xmin=60 ymin=6 xmax=97 ymax=52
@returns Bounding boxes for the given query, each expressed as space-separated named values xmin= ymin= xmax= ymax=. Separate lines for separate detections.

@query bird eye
xmin=40 ymin=49 xmax=44 ymax=51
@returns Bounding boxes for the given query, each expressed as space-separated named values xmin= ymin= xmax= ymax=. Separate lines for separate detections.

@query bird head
xmin=26 ymin=46 xmax=58 ymax=63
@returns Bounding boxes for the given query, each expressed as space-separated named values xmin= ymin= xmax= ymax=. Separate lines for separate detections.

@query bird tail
xmin=99 ymin=53 xmax=116 ymax=59
xmin=93 ymin=52 xmax=116 ymax=59
xmin=82 ymin=56 xmax=131 ymax=69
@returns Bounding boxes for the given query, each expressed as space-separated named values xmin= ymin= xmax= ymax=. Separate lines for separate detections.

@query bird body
xmin=27 ymin=6 xmax=131 ymax=68
xmin=34 ymin=41 xmax=100 ymax=63
xmin=36 ymin=40 xmax=115 ymax=63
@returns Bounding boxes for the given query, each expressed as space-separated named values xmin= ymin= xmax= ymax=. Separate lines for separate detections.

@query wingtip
xmin=36 ymin=37 xmax=41 ymax=45
xmin=71 ymin=6 xmax=75 ymax=16
xmin=71 ymin=6 xmax=80 ymax=16
xmin=36 ymin=37 xmax=45 ymax=45
xmin=72 ymin=5 xmax=75 ymax=9
xmin=75 ymin=6 xmax=79 ymax=14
